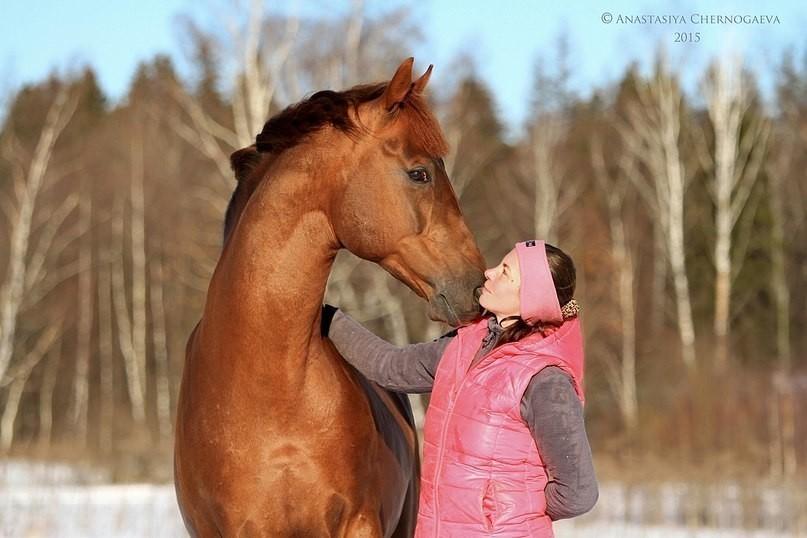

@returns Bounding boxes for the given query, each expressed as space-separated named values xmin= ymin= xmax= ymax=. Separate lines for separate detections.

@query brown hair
xmin=493 ymin=243 xmax=577 ymax=349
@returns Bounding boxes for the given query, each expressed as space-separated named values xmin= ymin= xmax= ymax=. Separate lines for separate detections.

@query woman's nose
xmin=484 ymin=267 xmax=495 ymax=280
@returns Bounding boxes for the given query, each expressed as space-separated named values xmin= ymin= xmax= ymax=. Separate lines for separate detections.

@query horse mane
xmin=254 ymin=82 xmax=448 ymax=158
xmin=222 ymin=80 xmax=448 ymax=244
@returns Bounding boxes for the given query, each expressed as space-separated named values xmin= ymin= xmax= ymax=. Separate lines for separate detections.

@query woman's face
xmin=478 ymin=248 xmax=521 ymax=318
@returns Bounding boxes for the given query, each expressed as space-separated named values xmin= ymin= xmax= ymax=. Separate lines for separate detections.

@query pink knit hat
xmin=514 ymin=240 xmax=563 ymax=325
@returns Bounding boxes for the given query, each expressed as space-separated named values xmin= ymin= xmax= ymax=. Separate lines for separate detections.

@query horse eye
xmin=407 ymin=168 xmax=431 ymax=184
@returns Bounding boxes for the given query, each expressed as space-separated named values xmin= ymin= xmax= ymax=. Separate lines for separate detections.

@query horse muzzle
xmin=428 ymin=275 xmax=485 ymax=327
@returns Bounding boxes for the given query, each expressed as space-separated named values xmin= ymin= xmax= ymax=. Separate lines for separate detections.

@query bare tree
xmin=519 ymin=36 xmax=580 ymax=242
xmin=38 ymin=343 xmax=61 ymax=451
xmin=0 ymin=84 xmax=82 ymax=451
xmin=616 ymin=51 xmax=698 ymax=370
xmin=521 ymin=118 xmax=582 ymax=242
xmin=130 ymin=135 xmax=148 ymax=424
xmin=170 ymin=0 xmax=301 ymax=194
xmin=516 ymin=33 xmax=583 ymax=242
xmin=698 ymin=55 xmax=770 ymax=371
xmin=591 ymin=136 xmax=639 ymax=433
xmin=111 ymin=140 xmax=149 ymax=426
xmin=0 ymin=85 xmax=79 ymax=382
xmin=97 ymin=247 xmax=115 ymax=453
xmin=0 ymin=322 xmax=62 ymax=451
xmin=440 ymin=70 xmax=503 ymax=198
xmin=765 ymin=112 xmax=801 ymax=477
xmin=70 ymin=175 xmax=93 ymax=444
xmin=111 ymin=194 xmax=141 ymax=422
xmin=150 ymin=247 xmax=172 ymax=441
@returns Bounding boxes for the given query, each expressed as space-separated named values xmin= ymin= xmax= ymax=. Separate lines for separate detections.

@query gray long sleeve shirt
xmin=327 ymin=310 xmax=599 ymax=520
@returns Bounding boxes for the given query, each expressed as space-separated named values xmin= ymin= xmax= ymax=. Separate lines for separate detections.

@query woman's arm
xmin=520 ymin=366 xmax=599 ymax=520
xmin=326 ymin=308 xmax=456 ymax=393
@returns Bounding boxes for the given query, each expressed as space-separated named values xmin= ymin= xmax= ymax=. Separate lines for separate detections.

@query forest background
xmin=1 ymin=1 xmax=805 ymax=525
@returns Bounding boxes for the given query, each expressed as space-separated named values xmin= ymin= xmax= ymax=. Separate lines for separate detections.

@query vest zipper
xmin=434 ymin=337 xmax=509 ymax=535
xmin=434 ymin=370 xmax=469 ymax=537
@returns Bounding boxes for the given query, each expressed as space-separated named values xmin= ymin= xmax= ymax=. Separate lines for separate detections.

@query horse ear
xmin=230 ymin=145 xmax=262 ymax=183
xmin=383 ymin=57 xmax=415 ymax=111
xmin=411 ymin=64 xmax=433 ymax=95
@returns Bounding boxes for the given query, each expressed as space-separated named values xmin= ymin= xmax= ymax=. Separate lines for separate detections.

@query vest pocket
xmin=481 ymin=479 xmax=497 ymax=530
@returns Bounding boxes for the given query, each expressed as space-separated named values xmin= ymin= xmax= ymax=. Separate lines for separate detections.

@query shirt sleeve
xmin=326 ymin=309 xmax=456 ymax=393
xmin=520 ymin=366 xmax=599 ymax=520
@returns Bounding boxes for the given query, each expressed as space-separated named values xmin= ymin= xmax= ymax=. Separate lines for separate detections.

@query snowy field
xmin=1 ymin=460 xmax=803 ymax=537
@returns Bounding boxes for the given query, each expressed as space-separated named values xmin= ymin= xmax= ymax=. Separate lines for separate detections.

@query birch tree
xmin=70 ymin=175 xmax=93 ymax=444
xmin=111 ymin=135 xmax=149 ymax=426
xmin=591 ymin=136 xmax=639 ymax=433
xmin=763 ymin=78 xmax=805 ymax=476
xmin=97 ymin=246 xmax=115 ymax=453
xmin=171 ymin=0 xmax=301 ymax=196
xmin=616 ymin=52 xmax=698 ymax=370
xmin=0 ymin=323 xmax=62 ymax=451
xmin=0 ymin=84 xmax=81 ymax=452
xmin=698 ymin=56 xmax=770 ymax=371
xmin=0 ymin=85 xmax=79 ymax=383
xmin=150 ymin=247 xmax=172 ymax=440
xmin=38 ymin=343 xmax=61 ymax=451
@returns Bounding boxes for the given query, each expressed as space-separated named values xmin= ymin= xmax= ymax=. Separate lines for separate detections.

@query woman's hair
xmin=493 ymin=243 xmax=577 ymax=349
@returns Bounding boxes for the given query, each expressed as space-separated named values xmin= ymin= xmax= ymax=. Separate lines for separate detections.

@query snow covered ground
xmin=2 ymin=484 xmax=183 ymax=537
xmin=1 ymin=460 xmax=802 ymax=537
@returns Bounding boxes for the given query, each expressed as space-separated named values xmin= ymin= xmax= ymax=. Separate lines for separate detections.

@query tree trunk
xmin=112 ymin=196 xmax=146 ymax=424
xmin=704 ymin=58 xmax=768 ymax=372
xmin=150 ymin=250 xmax=172 ymax=441
xmin=591 ymin=142 xmax=639 ymax=433
xmin=71 ymin=180 xmax=93 ymax=444
xmin=617 ymin=54 xmax=697 ymax=370
xmin=97 ymin=254 xmax=115 ymax=453
xmin=38 ymin=344 xmax=61 ymax=452
xmin=0 ymin=377 xmax=26 ymax=452
xmin=130 ymin=135 xmax=149 ymax=429
xmin=769 ymin=170 xmax=796 ymax=474
xmin=668 ymin=221 xmax=697 ymax=370
xmin=650 ymin=222 xmax=667 ymax=337
xmin=662 ymin=95 xmax=697 ymax=370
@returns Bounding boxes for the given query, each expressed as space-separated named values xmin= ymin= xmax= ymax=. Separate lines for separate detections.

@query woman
xmin=322 ymin=240 xmax=598 ymax=537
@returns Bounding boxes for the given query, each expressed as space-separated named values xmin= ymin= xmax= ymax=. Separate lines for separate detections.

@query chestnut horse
xmin=175 ymin=58 xmax=485 ymax=537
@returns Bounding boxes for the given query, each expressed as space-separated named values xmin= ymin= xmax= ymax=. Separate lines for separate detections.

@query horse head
xmin=335 ymin=58 xmax=487 ymax=325
xmin=228 ymin=58 xmax=486 ymax=326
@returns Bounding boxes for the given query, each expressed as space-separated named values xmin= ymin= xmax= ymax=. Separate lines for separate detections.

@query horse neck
xmin=202 ymin=164 xmax=337 ymax=373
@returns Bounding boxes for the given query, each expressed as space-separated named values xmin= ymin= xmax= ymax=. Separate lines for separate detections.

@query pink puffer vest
xmin=415 ymin=315 xmax=585 ymax=538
